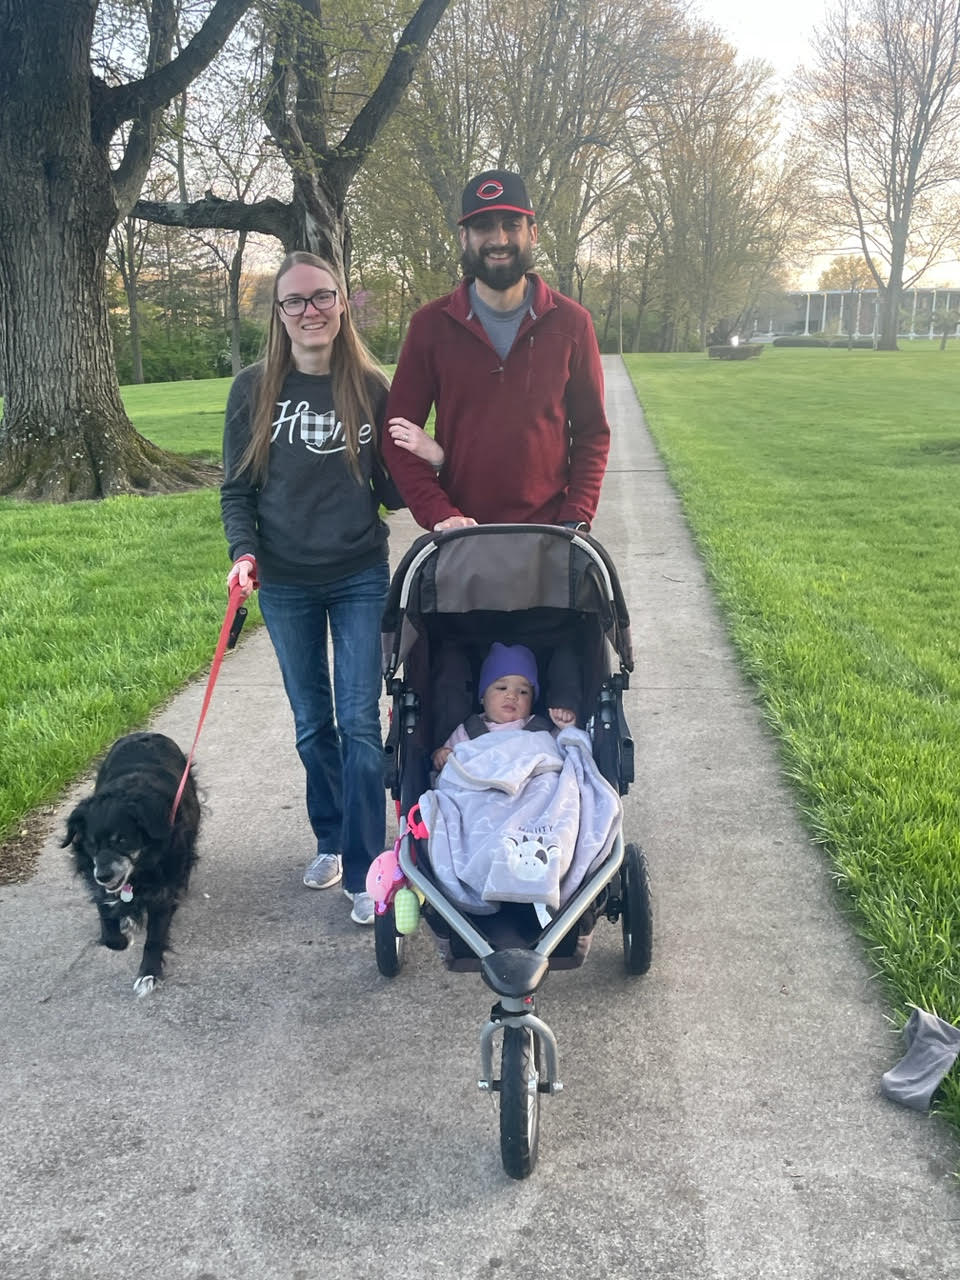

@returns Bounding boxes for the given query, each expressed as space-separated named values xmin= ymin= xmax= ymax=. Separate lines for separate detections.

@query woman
xmin=221 ymin=251 xmax=440 ymax=925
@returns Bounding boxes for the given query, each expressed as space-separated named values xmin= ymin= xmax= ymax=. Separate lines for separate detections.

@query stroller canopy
xmin=382 ymin=524 xmax=633 ymax=677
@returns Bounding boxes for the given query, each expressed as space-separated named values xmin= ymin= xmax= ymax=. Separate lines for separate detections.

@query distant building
xmin=750 ymin=287 xmax=960 ymax=341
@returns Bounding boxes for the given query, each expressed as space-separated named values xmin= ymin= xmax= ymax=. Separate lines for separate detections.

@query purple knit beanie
xmin=478 ymin=643 xmax=539 ymax=701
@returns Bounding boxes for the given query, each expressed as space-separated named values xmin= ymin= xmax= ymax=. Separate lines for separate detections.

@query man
xmin=383 ymin=169 xmax=610 ymax=532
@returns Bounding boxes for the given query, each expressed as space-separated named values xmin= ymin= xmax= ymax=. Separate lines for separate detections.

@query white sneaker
xmin=303 ymin=853 xmax=342 ymax=889
xmin=343 ymin=888 xmax=375 ymax=926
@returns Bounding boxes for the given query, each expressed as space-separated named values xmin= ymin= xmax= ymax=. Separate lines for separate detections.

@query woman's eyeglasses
xmin=277 ymin=289 xmax=339 ymax=316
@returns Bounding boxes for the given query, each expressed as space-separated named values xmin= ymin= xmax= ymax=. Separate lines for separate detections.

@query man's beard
xmin=461 ymin=242 xmax=535 ymax=291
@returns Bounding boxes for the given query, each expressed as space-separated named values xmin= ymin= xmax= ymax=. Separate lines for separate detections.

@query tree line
xmin=1 ymin=0 xmax=959 ymax=500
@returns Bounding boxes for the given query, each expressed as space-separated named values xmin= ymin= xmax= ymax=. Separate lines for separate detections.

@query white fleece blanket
xmin=417 ymin=727 xmax=622 ymax=915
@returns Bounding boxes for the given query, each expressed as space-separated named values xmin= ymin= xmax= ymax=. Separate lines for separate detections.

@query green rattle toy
xmin=393 ymin=886 xmax=421 ymax=935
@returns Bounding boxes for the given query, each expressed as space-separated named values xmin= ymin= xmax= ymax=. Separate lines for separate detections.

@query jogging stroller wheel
xmin=499 ymin=1026 xmax=541 ymax=1179
xmin=374 ymin=903 xmax=406 ymax=978
xmin=622 ymin=843 xmax=653 ymax=975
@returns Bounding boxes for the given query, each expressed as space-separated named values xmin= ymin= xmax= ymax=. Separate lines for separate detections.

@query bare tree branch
xmin=92 ymin=0 xmax=254 ymax=140
xmin=134 ymin=193 xmax=296 ymax=242
xmin=331 ymin=0 xmax=453 ymax=195
xmin=111 ymin=0 xmax=178 ymax=215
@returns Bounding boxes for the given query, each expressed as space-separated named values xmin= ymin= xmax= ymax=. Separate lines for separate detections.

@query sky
xmin=690 ymin=3 xmax=957 ymax=287
xmin=691 ymin=1 xmax=826 ymax=85
xmin=693 ymin=2 xmax=837 ymax=287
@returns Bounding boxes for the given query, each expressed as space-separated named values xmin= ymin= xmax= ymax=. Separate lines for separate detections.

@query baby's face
xmin=482 ymin=675 xmax=534 ymax=724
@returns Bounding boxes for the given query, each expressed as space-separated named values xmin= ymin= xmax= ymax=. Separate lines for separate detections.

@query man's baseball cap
xmin=459 ymin=170 xmax=535 ymax=224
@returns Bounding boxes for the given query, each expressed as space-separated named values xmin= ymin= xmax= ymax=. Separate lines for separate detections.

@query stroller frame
xmin=379 ymin=525 xmax=650 ymax=1178
xmin=397 ymin=818 xmax=626 ymax=1094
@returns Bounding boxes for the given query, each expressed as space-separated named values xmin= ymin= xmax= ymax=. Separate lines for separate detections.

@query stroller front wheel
xmin=499 ymin=1026 xmax=541 ymax=1179
xmin=374 ymin=903 xmax=406 ymax=977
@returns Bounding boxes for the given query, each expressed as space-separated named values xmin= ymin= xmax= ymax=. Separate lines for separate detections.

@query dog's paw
xmin=101 ymin=933 xmax=131 ymax=952
xmin=132 ymin=974 xmax=160 ymax=997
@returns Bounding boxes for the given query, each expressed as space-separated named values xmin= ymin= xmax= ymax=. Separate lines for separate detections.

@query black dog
xmin=62 ymin=732 xmax=200 ymax=995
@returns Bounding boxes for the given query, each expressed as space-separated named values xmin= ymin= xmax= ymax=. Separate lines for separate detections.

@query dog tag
xmin=119 ymin=884 xmax=134 ymax=902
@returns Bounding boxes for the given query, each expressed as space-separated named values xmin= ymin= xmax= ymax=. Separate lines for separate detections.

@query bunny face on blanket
xmin=503 ymin=832 xmax=562 ymax=881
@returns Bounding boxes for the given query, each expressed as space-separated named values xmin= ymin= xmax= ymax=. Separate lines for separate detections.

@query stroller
xmin=378 ymin=524 xmax=652 ymax=1178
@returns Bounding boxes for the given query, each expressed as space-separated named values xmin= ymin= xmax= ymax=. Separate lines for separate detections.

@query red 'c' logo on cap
xmin=476 ymin=180 xmax=504 ymax=200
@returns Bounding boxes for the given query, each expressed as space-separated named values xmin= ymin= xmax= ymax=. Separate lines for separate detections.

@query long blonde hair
xmin=237 ymin=251 xmax=389 ymax=485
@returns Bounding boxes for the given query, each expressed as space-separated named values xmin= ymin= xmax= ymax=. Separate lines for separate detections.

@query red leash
xmin=170 ymin=583 xmax=248 ymax=822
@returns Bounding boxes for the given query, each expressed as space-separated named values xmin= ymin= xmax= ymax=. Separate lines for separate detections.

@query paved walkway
xmin=1 ymin=357 xmax=958 ymax=1279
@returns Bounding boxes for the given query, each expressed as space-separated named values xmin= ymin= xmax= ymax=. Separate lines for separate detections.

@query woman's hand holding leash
xmin=227 ymin=556 xmax=259 ymax=599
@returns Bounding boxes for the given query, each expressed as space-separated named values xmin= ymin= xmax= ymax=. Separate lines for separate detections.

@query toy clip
xmin=406 ymin=803 xmax=430 ymax=841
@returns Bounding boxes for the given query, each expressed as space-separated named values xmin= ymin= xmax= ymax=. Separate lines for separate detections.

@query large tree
xmin=0 ymin=0 xmax=252 ymax=500
xmin=816 ymin=253 xmax=875 ymax=292
xmin=632 ymin=27 xmax=806 ymax=349
xmin=134 ymin=0 xmax=455 ymax=276
xmin=799 ymin=0 xmax=960 ymax=350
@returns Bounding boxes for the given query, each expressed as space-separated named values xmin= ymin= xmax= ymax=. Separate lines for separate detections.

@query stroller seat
xmin=381 ymin=524 xmax=635 ymax=972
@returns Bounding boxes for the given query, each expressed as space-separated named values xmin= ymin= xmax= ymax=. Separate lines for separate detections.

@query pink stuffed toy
xmin=366 ymin=840 xmax=406 ymax=914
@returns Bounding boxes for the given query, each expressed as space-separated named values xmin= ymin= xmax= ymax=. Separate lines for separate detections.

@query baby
xmin=432 ymin=642 xmax=575 ymax=772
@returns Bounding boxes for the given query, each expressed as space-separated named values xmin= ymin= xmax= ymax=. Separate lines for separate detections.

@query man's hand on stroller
xmin=433 ymin=515 xmax=478 ymax=531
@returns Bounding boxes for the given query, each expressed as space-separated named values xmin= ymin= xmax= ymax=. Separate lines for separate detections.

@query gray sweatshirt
xmin=221 ymin=364 xmax=401 ymax=585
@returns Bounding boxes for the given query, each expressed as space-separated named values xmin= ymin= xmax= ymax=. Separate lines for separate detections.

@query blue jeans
xmin=258 ymin=562 xmax=389 ymax=892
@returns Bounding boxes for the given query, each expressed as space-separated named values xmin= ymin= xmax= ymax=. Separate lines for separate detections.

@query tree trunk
xmin=877 ymin=282 xmax=902 ymax=352
xmin=124 ymin=223 xmax=146 ymax=385
xmin=112 ymin=219 xmax=145 ymax=384
xmin=877 ymin=231 xmax=907 ymax=351
xmin=286 ymin=172 xmax=350 ymax=271
xmin=0 ymin=6 xmax=209 ymax=500
xmin=229 ymin=232 xmax=247 ymax=375
xmin=553 ymin=259 xmax=575 ymax=299
xmin=128 ymin=277 xmax=145 ymax=386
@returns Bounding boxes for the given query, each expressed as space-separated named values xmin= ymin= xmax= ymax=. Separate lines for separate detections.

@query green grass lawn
xmin=120 ymin=376 xmax=233 ymax=460
xmin=0 ymin=489 xmax=247 ymax=837
xmin=624 ymin=342 xmax=960 ymax=1125
xmin=1 ymin=374 xmax=243 ymax=853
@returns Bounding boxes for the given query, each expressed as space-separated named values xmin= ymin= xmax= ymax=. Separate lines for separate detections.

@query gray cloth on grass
xmin=880 ymin=1007 xmax=960 ymax=1111
xmin=417 ymin=726 xmax=622 ymax=915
